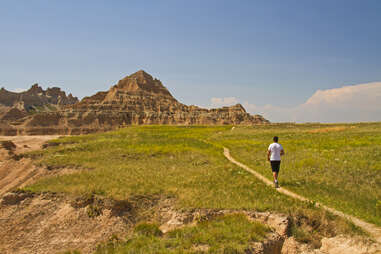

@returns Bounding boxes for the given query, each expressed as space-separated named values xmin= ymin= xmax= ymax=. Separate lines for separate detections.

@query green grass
xmin=26 ymin=126 xmax=305 ymax=211
xmin=22 ymin=124 xmax=375 ymax=251
xmin=95 ymin=214 xmax=269 ymax=254
xmin=212 ymin=122 xmax=381 ymax=226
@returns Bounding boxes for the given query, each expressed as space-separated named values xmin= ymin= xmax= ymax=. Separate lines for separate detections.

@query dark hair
xmin=273 ymin=136 xmax=279 ymax=142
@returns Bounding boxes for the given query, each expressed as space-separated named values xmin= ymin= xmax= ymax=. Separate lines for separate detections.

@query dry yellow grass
xmin=307 ymin=126 xmax=348 ymax=133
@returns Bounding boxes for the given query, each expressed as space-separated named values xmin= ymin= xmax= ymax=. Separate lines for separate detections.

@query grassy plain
xmin=24 ymin=123 xmax=379 ymax=252
xmin=26 ymin=126 xmax=308 ymax=211
xmin=213 ymin=122 xmax=381 ymax=226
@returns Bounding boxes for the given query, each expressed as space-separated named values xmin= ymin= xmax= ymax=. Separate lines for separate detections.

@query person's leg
xmin=270 ymin=161 xmax=277 ymax=187
xmin=273 ymin=171 xmax=278 ymax=182
xmin=271 ymin=161 xmax=280 ymax=188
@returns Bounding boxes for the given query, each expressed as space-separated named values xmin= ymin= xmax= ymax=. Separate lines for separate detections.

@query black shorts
xmin=270 ymin=161 xmax=281 ymax=173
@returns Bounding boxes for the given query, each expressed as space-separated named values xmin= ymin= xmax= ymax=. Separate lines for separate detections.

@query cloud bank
xmin=211 ymin=82 xmax=381 ymax=123
xmin=10 ymin=88 xmax=27 ymax=93
xmin=210 ymin=97 xmax=238 ymax=108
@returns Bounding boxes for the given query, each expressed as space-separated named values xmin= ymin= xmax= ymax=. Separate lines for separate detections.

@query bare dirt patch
xmin=0 ymin=192 xmax=160 ymax=254
xmin=0 ymin=136 xmax=61 ymax=196
xmin=0 ymin=140 xmax=16 ymax=153
xmin=307 ymin=126 xmax=350 ymax=133
xmin=1 ymin=191 xmax=379 ymax=254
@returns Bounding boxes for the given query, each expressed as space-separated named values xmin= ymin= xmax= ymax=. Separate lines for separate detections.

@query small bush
xmin=376 ymin=200 xmax=381 ymax=216
xmin=223 ymin=246 xmax=243 ymax=254
xmin=87 ymin=204 xmax=102 ymax=218
xmin=94 ymin=235 xmax=120 ymax=254
xmin=60 ymin=250 xmax=81 ymax=254
xmin=134 ymin=222 xmax=162 ymax=237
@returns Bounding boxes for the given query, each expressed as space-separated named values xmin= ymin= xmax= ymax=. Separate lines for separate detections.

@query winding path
xmin=223 ymin=147 xmax=381 ymax=244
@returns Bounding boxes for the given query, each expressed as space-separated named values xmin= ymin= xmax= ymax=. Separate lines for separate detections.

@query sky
xmin=1 ymin=0 xmax=381 ymax=123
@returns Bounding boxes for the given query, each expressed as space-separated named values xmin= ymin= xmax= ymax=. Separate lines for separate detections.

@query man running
xmin=267 ymin=136 xmax=285 ymax=188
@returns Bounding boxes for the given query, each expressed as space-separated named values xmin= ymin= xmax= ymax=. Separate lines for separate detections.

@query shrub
xmin=134 ymin=222 xmax=163 ymax=237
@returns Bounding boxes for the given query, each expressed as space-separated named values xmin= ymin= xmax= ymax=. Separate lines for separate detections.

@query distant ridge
xmin=0 ymin=71 xmax=269 ymax=135
xmin=0 ymin=84 xmax=78 ymax=126
xmin=0 ymin=84 xmax=78 ymax=110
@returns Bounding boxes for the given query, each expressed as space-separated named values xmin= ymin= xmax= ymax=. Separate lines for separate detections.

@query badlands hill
xmin=0 ymin=71 xmax=268 ymax=135
xmin=0 ymin=84 xmax=78 ymax=123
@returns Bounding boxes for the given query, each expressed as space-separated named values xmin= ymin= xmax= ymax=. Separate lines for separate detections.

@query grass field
xmin=24 ymin=123 xmax=380 ymax=252
xmin=27 ymin=126 xmax=300 ymax=210
xmin=213 ymin=122 xmax=381 ymax=226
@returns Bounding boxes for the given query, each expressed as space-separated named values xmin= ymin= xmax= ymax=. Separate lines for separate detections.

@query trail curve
xmin=223 ymin=147 xmax=381 ymax=244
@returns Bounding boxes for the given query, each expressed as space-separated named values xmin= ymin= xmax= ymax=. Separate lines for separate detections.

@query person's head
xmin=273 ymin=136 xmax=279 ymax=143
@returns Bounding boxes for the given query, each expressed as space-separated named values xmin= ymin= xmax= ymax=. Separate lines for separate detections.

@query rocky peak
xmin=0 ymin=71 xmax=269 ymax=135
xmin=27 ymin=84 xmax=44 ymax=94
xmin=118 ymin=71 xmax=171 ymax=95
xmin=230 ymin=104 xmax=246 ymax=112
xmin=129 ymin=70 xmax=154 ymax=82
xmin=104 ymin=70 xmax=174 ymax=102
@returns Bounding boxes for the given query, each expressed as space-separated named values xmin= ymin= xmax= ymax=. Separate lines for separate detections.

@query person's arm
xmin=280 ymin=144 xmax=285 ymax=156
xmin=267 ymin=150 xmax=271 ymax=161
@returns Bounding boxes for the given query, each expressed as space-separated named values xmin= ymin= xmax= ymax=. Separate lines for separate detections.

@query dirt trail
xmin=223 ymin=147 xmax=381 ymax=244
xmin=0 ymin=136 xmax=60 ymax=196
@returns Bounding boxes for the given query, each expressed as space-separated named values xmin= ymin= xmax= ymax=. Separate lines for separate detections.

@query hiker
xmin=267 ymin=136 xmax=285 ymax=188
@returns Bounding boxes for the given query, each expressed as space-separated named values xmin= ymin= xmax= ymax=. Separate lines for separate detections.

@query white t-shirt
xmin=268 ymin=143 xmax=283 ymax=161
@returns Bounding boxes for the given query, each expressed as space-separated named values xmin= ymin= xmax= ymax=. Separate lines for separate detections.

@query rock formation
xmin=0 ymin=84 xmax=78 ymax=111
xmin=0 ymin=84 xmax=78 ymax=122
xmin=0 ymin=70 xmax=268 ymax=135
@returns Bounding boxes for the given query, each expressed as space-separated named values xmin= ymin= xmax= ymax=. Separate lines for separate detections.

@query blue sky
xmin=1 ymin=0 xmax=381 ymax=122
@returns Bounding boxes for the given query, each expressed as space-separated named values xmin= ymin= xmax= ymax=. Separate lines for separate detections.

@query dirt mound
xmin=0 ymin=136 xmax=61 ymax=195
xmin=281 ymin=236 xmax=380 ymax=254
xmin=0 ymin=192 xmax=134 ymax=254
xmin=1 ymin=140 xmax=16 ymax=152
xmin=0 ymin=71 xmax=269 ymax=135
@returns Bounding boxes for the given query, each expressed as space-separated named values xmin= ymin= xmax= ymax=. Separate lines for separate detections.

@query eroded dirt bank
xmin=0 ymin=136 xmax=61 ymax=196
xmin=0 ymin=192 xmax=143 ymax=254
xmin=1 ymin=192 xmax=380 ymax=254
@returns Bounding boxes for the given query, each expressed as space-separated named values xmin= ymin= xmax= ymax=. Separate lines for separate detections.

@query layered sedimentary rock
xmin=0 ymin=84 xmax=78 ymax=111
xmin=0 ymin=71 xmax=268 ymax=135
xmin=0 ymin=84 xmax=78 ymax=120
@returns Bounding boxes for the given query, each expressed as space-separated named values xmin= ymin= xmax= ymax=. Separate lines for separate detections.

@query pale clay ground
xmin=0 ymin=135 xmax=60 ymax=196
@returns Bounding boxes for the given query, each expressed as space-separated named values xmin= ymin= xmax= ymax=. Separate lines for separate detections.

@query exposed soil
xmin=0 ymin=191 xmax=291 ymax=254
xmin=0 ymin=192 xmax=138 ymax=254
xmin=1 ymin=191 xmax=380 ymax=254
xmin=0 ymin=136 xmax=61 ymax=196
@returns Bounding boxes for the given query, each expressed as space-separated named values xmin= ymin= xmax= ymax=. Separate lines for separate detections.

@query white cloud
xmin=210 ymin=97 xmax=238 ymax=108
xmin=243 ymin=82 xmax=381 ymax=123
xmin=11 ymin=88 xmax=27 ymax=93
